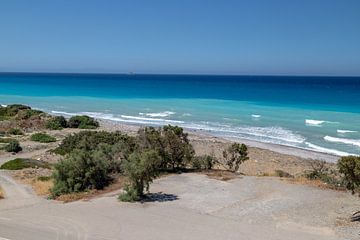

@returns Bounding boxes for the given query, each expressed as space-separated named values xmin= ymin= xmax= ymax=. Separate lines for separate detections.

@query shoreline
xmin=98 ymin=119 xmax=339 ymax=163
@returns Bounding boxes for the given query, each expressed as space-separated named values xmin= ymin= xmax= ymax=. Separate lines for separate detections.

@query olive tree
xmin=120 ymin=150 xmax=162 ymax=201
xmin=338 ymin=156 xmax=360 ymax=194
xmin=223 ymin=143 xmax=249 ymax=172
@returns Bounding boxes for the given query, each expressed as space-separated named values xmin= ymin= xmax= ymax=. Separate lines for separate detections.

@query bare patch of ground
xmin=0 ymin=186 xmax=4 ymax=199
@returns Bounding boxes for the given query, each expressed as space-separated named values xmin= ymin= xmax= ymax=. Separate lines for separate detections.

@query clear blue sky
xmin=1 ymin=0 xmax=360 ymax=76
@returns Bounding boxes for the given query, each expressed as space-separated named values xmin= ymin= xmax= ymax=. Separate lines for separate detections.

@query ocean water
xmin=1 ymin=73 xmax=360 ymax=156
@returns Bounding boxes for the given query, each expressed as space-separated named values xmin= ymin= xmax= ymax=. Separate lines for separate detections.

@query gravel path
xmin=0 ymin=173 xmax=359 ymax=240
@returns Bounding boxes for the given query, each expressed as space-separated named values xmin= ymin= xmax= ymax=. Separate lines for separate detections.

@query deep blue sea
xmin=1 ymin=73 xmax=360 ymax=156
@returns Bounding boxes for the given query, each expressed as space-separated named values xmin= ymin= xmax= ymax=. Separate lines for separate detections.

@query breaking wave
xmin=48 ymin=110 xmax=359 ymax=157
xmin=324 ymin=136 xmax=360 ymax=148
xmin=139 ymin=111 xmax=175 ymax=117
xmin=337 ymin=129 xmax=358 ymax=134
xmin=305 ymin=142 xmax=353 ymax=156
xmin=305 ymin=119 xmax=326 ymax=126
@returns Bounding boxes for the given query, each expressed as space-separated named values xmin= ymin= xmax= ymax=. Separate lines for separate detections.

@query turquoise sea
xmin=1 ymin=73 xmax=359 ymax=156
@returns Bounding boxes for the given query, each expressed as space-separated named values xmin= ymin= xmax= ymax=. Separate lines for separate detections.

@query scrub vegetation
xmin=50 ymin=125 xmax=243 ymax=201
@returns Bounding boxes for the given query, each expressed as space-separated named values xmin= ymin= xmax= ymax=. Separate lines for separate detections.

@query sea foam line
xmin=337 ymin=129 xmax=358 ymax=134
xmin=324 ymin=136 xmax=360 ymax=148
xmin=305 ymin=142 xmax=353 ymax=157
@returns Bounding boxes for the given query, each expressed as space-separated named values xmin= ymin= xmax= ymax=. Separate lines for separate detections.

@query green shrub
xmin=338 ymin=156 xmax=360 ymax=194
xmin=120 ymin=150 xmax=162 ymax=201
xmin=0 ymin=104 xmax=44 ymax=121
xmin=0 ymin=158 xmax=50 ymax=170
xmin=37 ymin=176 xmax=51 ymax=181
xmin=46 ymin=116 xmax=67 ymax=130
xmin=30 ymin=133 xmax=56 ymax=143
xmin=0 ymin=104 xmax=30 ymax=118
xmin=274 ymin=170 xmax=294 ymax=178
xmin=68 ymin=115 xmax=99 ymax=129
xmin=54 ymin=131 xmax=133 ymax=155
xmin=16 ymin=109 xmax=44 ymax=120
xmin=118 ymin=185 xmax=141 ymax=202
xmin=0 ymin=137 xmax=15 ymax=144
xmin=7 ymin=128 xmax=23 ymax=135
xmin=137 ymin=125 xmax=195 ymax=170
xmin=223 ymin=143 xmax=249 ymax=172
xmin=191 ymin=155 xmax=216 ymax=170
xmin=51 ymin=149 xmax=113 ymax=197
xmin=5 ymin=140 xmax=22 ymax=153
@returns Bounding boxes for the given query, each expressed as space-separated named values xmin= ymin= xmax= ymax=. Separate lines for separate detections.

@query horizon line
xmin=0 ymin=71 xmax=359 ymax=78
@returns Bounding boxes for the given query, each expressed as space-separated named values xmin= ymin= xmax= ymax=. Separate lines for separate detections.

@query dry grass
xmin=203 ymin=169 xmax=239 ymax=181
xmin=0 ymin=186 xmax=4 ymax=199
xmin=284 ymin=177 xmax=347 ymax=191
xmin=56 ymin=176 xmax=126 ymax=203
xmin=21 ymin=178 xmax=53 ymax=196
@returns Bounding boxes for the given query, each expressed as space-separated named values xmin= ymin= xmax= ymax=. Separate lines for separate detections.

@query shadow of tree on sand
xmin=141 ymin=192 xmax=179 ymax=203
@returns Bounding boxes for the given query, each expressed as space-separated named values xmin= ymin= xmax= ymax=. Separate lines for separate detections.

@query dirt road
xmin=0 ymin=173 xmax=359 ymax=240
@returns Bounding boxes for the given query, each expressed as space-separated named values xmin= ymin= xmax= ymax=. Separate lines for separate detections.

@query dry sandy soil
xmin=0 ymin=173 xmax=359 ymax=240
xmin=0 ymin=121 xmax=359 ymax=239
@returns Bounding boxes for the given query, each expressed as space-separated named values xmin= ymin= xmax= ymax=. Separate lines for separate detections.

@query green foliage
xmin=0 ymin=104 xmax=44 ymax=121
xmin=54 ymin=130 xmax=134 ymax=155
xmin=137 ymin=125 xmax=195 ymax=170
xmin=0 ymin=104 xmax=30 ymax=118
xmin=68 ymin=115 xmax=99 ymax=129
xmin=191 ymin=155 xmax=216 ymax=170
xmin=0 ymin=137 xmax=15 ymax=144
xmin=120 ymin=150 xmax=162 ymax=200
xmin=51 ymin=149 xmax=114 ymax=197
xmin=16 ymin=109 xmax=44 ymax=120
xmin=118 ymin=185 xmax=141 ymax=202
xmin=46 ymin=116 xmax=67 ymax=130
xmin=0 ymin=158 xmax=50 ymax=170
xmin=223 ymin=143 xmax=249 ymax=172
xmin=5 ymin=140 xmax=22 ymax=153
xmin=338 ymin=156 xmax=360 ymax=194
xmin=274 ymin=170 xmax=294 ymax=178
xmin=38 ymin=176 xmax=51 ymax=181
xmin=7 ymin=128 xmax=24 ymax=135
xmin=31 ymin=133 xmax=56 ymax=143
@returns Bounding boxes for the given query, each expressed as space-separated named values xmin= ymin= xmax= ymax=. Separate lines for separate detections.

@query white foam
xmin=51 ymin=110 xmax=77 ymax=116
xmin=0 ymin=104 xmax=7 ymax=107
xmin=324 ymin=136 xmax=360 ymax=148
xmin=337 ymin=129 xmax=358 ymax=134
xmin=305 ymin=119 xmax=326 ymax=126
xmin=145 ymin=111 xmax=175 ymax=117
xmin=305 ymin=142 xmax=353 ymax=157
xmin=251 ymin=114 xmax=261 ymax=118
xmin=120 ymin=115 xmax=184 ymax=124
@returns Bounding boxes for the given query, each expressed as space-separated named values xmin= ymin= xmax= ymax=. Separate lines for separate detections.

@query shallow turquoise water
xmin=1 ymin=73 xmax=359 ymax=156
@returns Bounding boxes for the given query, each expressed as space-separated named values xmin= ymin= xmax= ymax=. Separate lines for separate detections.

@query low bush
xmin=51 ymin=150 xmax=114 ymax=197
xmin=0 ymin=158 xmax=50 ymax=170
xmin=137 ymin=125 xmax=195 ymax=170
xmin=68 ymin=115 xmax=99 ymax=129
xmin=274 ymin=170 xmax=294 ymax=178
xmin=53 ymin=130 xmax=133 ymax=155
xmin=191 ymin=155 xmax=216 ymax=170
xmin=5 ymin=140 xmax=22 ymax=153
xmin=7 ymin=128 xmax=23 ymax=135
xmin=338 ymin=156 xmax=360 ymax=194
xmin=46 ymin=116 xmax=67 ymax=130
xmin=223 ymin=143 xmax=249 ymax=172
xmin=0 ymin=138 xmax=15 ymax=144
xmin=0 ymin=104 xmax=44 ymax=121
xmin=120 ymin=150 xmax=162 ymax=201
xmin=37 ymin=176 xmax=52 ymax=181
xmin=30 ymin=133 xmax=56 ymax=143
